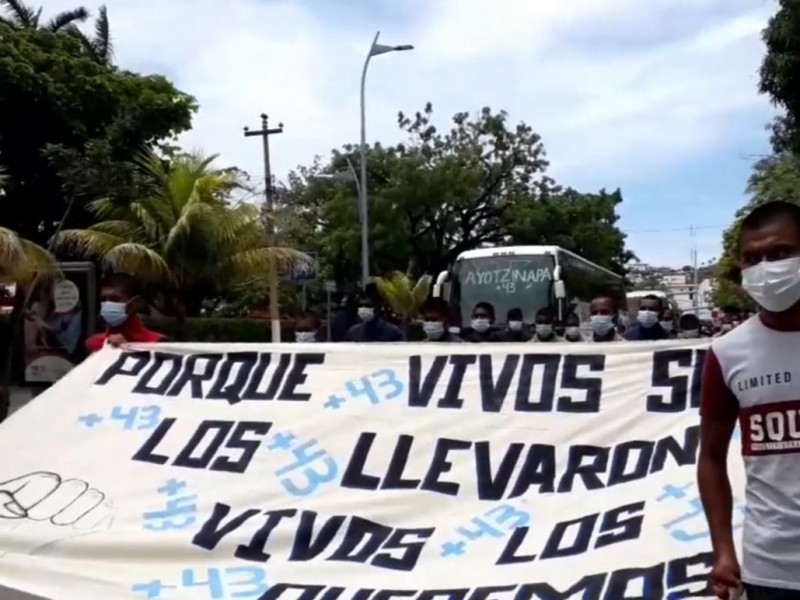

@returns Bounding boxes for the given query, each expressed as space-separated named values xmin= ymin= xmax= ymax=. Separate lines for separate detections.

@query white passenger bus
xmin=433 ymin=246 xmax=627 ymax=330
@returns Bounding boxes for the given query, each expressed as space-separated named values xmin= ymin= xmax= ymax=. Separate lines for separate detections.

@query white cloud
xmin=41 ymin=0 xmax=777 ymax=265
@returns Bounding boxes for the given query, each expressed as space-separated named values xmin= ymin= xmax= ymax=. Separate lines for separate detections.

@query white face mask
xmin=448 ymin=326 xmax=461 ymax=335
xmin=742 ymin=257 xmax=800 ymax=312
xmin=295 ymin=331 xmax=316 ymax=343
xmin=536 ymin=324 xmax=553 ymax=337
xmin=590 ymin=314 xmax=614 ymax=335
xmin=565 ymin=326 xmax=581 ymax=340
xmin=680 ymin=329 xmax=699 ymax=339
xmin=357 ymin=306 xmax=375 ymax=321
xmin=660 ymin=321 xmax=674 ymax=332
xmin=471 ymin=318 xmax=490 ymax=332
xmin=508 ymin=320 xmax=523 ymax=331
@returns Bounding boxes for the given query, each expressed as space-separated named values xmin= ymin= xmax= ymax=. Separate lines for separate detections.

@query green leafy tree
xmin=0 ymin=0 xmax=88 ymax=30
xmin=713 ymin=153 xmax=800 ymax=307
xmin=507 ymin=187 xmax=634 ymax=275
xmin=51 ymin=151 xmax=307 ymax=335
xmin=280 ymin=104 xmax=551 ymax=281
xmin=760 ymin=0 xmax=800 ymax=153
xmin=0 ymin=25 xmax=196 ymax=246
xmin=280 ymin=103 xmax=631 ymax=285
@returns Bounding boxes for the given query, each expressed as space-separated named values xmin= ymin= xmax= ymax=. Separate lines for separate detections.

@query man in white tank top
xmin=699 ymin=201 xmax=800 ymax=599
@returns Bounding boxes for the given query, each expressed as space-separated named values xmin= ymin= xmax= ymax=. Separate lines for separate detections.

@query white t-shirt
xmin=702 ymin=315 xmax=800 ymax=589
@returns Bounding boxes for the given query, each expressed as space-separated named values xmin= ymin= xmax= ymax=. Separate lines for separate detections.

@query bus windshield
xmin=452 ymin=254 xmax=555 ymax=326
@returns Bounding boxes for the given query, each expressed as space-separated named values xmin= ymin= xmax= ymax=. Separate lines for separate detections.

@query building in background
xmin=627 ymin=261 xmax=717 ymax=320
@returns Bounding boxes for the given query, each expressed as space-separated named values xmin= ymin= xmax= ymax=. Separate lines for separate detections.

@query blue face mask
xmin=100 ymin=301 xmax=128 ymax=327
xmin=423 ymin=321 xmax=445 ymax=340
xmin=295 ymin=331 xmax=316 ymax=343
xmin=637 ymin=310 xmax=658 ymax=328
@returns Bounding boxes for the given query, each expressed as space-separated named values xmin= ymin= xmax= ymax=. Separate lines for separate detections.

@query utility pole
xmin=244 ymin=114 xmax=284 ymax=342
xmin=690 ymin=225 xmax=699 ymax=312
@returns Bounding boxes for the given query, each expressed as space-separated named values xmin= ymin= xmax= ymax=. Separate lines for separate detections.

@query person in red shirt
xmin=86 ymin=273 xmax=165 ymax=353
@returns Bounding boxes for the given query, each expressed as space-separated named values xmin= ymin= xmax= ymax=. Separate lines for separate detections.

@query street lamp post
xmin=359 ymin=31 xmax=413 ymax=287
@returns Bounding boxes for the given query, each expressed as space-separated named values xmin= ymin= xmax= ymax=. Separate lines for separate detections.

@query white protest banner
xmin=0 ymin=341 xmax=745 ymax=599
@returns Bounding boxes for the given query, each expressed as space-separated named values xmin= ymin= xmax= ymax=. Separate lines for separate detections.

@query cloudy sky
xmin=49 ymin=0 xmax=777 ymax=267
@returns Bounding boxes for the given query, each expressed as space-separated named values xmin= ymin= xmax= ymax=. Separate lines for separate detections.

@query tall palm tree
xmin=52 ymin=150 xmax=308 ymax=335
xmin=0 ymin=0 xmax=88 ymax=30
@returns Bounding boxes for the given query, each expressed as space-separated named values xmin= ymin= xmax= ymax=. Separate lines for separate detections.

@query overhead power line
xmin=625 ymin=225 xmax=725 ymax=234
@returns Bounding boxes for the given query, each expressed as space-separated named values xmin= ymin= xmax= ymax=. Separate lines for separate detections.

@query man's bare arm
xmin=697 ymin=349 xmax=739 ymax=557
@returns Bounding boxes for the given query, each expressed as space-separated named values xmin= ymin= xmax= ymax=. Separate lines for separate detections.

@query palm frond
xmin=46 ymin=6 xmax=88 ymax=31
xmin=411 ymin=274 xmax=432 ymax=308
xmin=162 ymin=203 xmax=244 ymax=265
xmin=102 ymin=243 xmax=172 ymax=283
xmin=215 ymin=247 xmax=310 ymax=284
xmin=85 ymin=197 xmax=123 ymax=220
xmin=88 ymin=219 xmax=141 ymax=239
xmin=51 ymin=229 xmax=127 ymax=258
xmin=374 ymin=272 xmax=431 ymax=319
xmin=93 ymin=5 xmax=112 ymax=62
xmin=0 ymin=226 xmax=57 ymax=283
xmin=0 ymin=0 xmax=36 ymax=25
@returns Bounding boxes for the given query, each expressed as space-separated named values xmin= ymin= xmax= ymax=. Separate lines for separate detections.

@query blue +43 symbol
xmin=657 ymin=482 xmax=745 ymax=543
xmin=78 ymin=405 xmax=161 ymax=430
xmin=266 ymin=431 xmax=339 ymax=497
xmin=440 ymin=504 xmax=531 ymax=558
xmin=324 ymin=369 xmax=404 ymax=409
xmin=142 ymin=479 xmax=198 ymax=532
xmin=132 ymin=566 xmax=267 ymax=599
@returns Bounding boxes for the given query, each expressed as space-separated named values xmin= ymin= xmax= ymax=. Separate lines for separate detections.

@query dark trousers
xmin=745 ymin=584 xmax=800 ymax=600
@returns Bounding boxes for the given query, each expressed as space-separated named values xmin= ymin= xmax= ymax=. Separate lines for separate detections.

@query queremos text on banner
xmin=0 ymin=341 xmax=744 ymax=599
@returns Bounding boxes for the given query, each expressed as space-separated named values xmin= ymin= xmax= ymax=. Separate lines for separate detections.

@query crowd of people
xmin=73 ymin=273 xmax=751 ymax=353
xmin=318 ymin=285 xmax=740 ymax=344
xmin=84 ymin=267 xmax=746 ymax=352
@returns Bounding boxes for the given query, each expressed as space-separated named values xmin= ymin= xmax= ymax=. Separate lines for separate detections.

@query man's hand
xmin=106 ymin=333 xmax=127 ymax=347
xmin=710 ymin=551 xmax=741 ymax=598
xmin=0 ymin=472 xmax=108 ymax=528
